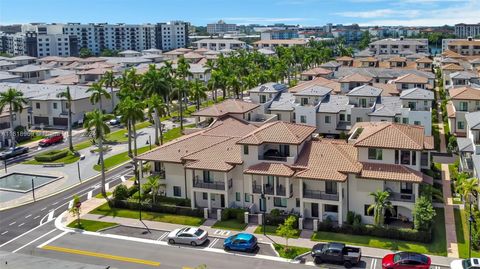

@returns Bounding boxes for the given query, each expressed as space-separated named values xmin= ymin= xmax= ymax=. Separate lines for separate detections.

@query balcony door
xmin=279 ymin=145 xmax=290 ymax=157
xmin=325 ymin=181 xmax=337 ymax=195
xmin=203 ymin=170 xmax=213 ymax=183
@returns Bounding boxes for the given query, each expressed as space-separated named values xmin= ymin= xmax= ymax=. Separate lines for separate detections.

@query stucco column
xmin=190 ymin=189 xmax=195 ymax=209
xmin=274 ymin=177 xmax=277 ymax=195
xmin=299 ymin=178 xmax=304 ymax=217
xmin=286 ymin=177 xmax=290 ymax=197
xmin=318 ymin=203 xmax=323 ymax=222
xmin=224 ymin=172 xmax=229 ymax=207
xmin=338 ymin=182 xmax=343 ymax=226
xmin=207 ymin=192 xmax=212 ymax=211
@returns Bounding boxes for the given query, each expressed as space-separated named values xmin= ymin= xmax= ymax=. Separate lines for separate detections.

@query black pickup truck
xmin=311 ymin=242 xmax=362 ymax=268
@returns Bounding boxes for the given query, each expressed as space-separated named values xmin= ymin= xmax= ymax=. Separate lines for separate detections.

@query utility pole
xmin=77 ymin=162 xmax=81 ymax=182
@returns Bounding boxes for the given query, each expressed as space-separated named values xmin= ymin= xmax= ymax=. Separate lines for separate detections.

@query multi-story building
xmin=207 ymin=20 xmax=237 ymax=35
xmin=368 ymin=37 xmax=429 ymax=56
xmin=447 ymin=86 xmax=480 ymax=137
xmin=155 ymin=21 xmax=189 ymax=51
xmin=445 ymin=37 xmax=480 ymax=57
xmin=260 ymin=29 xmax=299 ymax=40
xmin=455 ymin=23 xmax=480 ymax=38
xmin=193 ymin=39 xmax=246 ymax=51
xmin=253 ymin=39 xmax=307 ymax=50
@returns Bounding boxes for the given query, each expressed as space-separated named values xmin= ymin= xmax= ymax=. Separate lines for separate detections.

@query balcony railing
xmin=303 ymin=190 xmax=339 ymax=201
xmin=152 ymin=170 xmax=165 ymax=179
xmin=253 ymin=184 xmax=262 ymax=194
xmin=252 ymin=184 xmax=274 ymax=195
xmin=261 ymin=155 xmax=287 ymax=162
xmin=194 ymin=179 xmax=226 ymax=190
xmin=388 ymin=192 xmax=415 ymax=202
xmin=277 ymin=185 xmax=286 ymax=196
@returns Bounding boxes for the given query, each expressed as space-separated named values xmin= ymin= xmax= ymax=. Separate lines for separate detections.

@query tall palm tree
xmin=143 ymin=175 xmax=161 ymax=204
xmin=161 ymin=61 xmax=176 ymax=115
xmin=367 ymin=190 xmax=395 ymax=227
xmin=87 ymin=81 xmax=111 ymax=111
xmin=227 ymin=75 xmax=242 ymax=99
xmin=102 ymin=70 xmax=116 ymax=110
xmin=146 ymin=94 xmax=168 ymax=145
xmin=0 ymin=88 xmax=28 ymax=149
xmin=176 ymin=56 xmax=192 ymax=130
xmin=457 ymin=177 xmax=480 ymax=203
xmin=189 ymin=79 xmax=207 ymax=111
xmin=83 ymin=109 xmax=113 ymax=197
xmin=56 ymin=87 xmax=74 ymax=152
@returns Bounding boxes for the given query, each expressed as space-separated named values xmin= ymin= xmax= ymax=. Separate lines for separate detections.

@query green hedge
xmin=34 ymin=149 xmax=69 ymax=162
xmin=110 ymin=200 xmax=203 ymax=218
xmin=317 ymin=221 xmax=431 ymax=243
xmin=221 ymin=208 xmax=246 ymax=222
xmin=265 ymin=213 xmax=299 ymax=228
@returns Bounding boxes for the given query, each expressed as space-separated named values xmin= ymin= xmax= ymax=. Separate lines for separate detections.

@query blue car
xmin=223 ymin=233 xmax=258 ymax=252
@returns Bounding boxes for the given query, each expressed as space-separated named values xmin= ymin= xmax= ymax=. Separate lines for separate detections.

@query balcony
xmin=194 ymin=178 xmax=232 ymax=190
xmin=303 ymin=189 xmax=339 ymax=201
xmin=388 ymin=192 xmax=415 ymax=203
xmin=152 ymin=169 xmax=165 ymax=179
xmin=277 ymin=185 xmax=286 ymax=196
xmin=260 ymin=149 xmax=289 ymax=162
xmin=252 ymin=184 xmax=274 ymax=195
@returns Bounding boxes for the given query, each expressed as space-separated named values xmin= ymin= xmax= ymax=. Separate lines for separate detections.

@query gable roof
xmin=360 ymin=162 xmax=426 ymax=183
xmin=289 ymin=77 xmax=341 ymax=94
xmin=192 ymin=99 xmax=259 ymax=117
xmin=449 ymin=86 xmax=480 ymax=100
xmin=465 ymin=111 xmax=480 ymax=130
xmin=237 ymin=121 xmax=315 ymax=145
xmin=415 ymin=57 xmax=433 ymax=63
xmin=338 ymin=73 xmax=373 ymax=83
xmin=442 ymin=63 xmax=464 ymax=71
xmin=400 ymin=88 xmax=434 ymax=100
xmin=244 ymin=163 xmax=295 ymax=177
xmin=301 ymin=67 xmax=333 ymax=76
xmin=347 ymin=85 xmax=383 ymax=97
xmin=393 ymin=73 xmax=428 ymax=84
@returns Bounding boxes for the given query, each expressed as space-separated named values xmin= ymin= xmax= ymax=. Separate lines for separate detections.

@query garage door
xmin=34 ymin=116 xmax=49 ymax=125
xmin=53 ymin=117 xmax=68 ymax=126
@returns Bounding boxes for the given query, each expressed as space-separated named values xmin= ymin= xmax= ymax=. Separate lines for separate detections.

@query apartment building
xmin=368 ymin=37 xmax=429 ymax=56
xmin=253 ymin=39 xmax=307 ymax=50
xmin=193 ymin=39 xmax=246 ymax=51
xmin=137 ymin=118 xmax=433 ymax=227
xmin=455 ymin=23 xmax=480 ymax=38
xmin=260 ymin=29 xmax=299 ymax=40
xmin=155 ymin=21 xmax=189 ymax=51
xmin=446 ymin=38 xmax=480 ymax=57
xmin=207 ymin=20 xmax=237 ymax=34
xmin=447 ymin=86 xmax=480 ymax=137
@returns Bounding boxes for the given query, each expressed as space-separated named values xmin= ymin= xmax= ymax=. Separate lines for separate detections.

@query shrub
xmin=14 ymin=125 xmax=31 ymax=142
xmin=34 ymin=149 xmax=69 ymax=162
xmin=413 ymin=196 xmax=436 ymax=231
xmin=221 ymin=208 xmax=246 ymax=222
xmin=111 ymin=199 xmax=203 ymax=218
xmin=112 ymin=185 xmax=129 ymax=201
xmin=346 ymin=211 xmax=355 ymax=225
xmin=270 ymin=209 xmax=281 ymax=217
xmin=127 ymin=184 xmax=139 ymax=197
xmin=156 ymin=196 xmax=190 ymax=206
xmin=265 ymin=213 xmax=299 ymax=228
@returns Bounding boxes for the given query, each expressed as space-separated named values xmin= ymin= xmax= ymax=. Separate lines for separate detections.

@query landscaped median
xmin=24 ymin=149 xmax=80 ymax=165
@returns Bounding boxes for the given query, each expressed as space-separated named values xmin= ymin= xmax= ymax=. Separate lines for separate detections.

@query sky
xmin=0 ymin=0 xmax=479 ymax=27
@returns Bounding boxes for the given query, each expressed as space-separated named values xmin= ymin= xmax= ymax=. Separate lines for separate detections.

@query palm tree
xmin=161 ymin=61 xmax=176 ymax=114
xmin=143 ymin=175 xmax=161 ymax=204
xmin=87 ymin=81 xmax=111 ymax=111
xmin=189 ymin=79 xmax=207 ymax=111
xmin=456 ymin=177 xmax=480 ymax=203
xmin=102 ymin=70 xmax=116 ymax=110
xmin=176 ymin=57 xmax=192 ymax=130
xmin=83 ymin=109 xmax=113 ymax=197
xmin=56 ymin=87 xmax=74 ymax=152
xmin=146 ymin=94 xmax=168 ymax=145
xmin=0 ymin=88 xmax=28 ymax=149
xmin=227 ymin=76 xmax=242 ymax=99
xmin=367 ymin=190 xmax=395 ymax=227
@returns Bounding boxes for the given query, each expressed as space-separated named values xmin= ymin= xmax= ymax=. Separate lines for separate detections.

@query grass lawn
xmin=94 ymin=192 xmax=112 ymax=199
xmin=23 ymin=150 xmax=80 ymax=165
xmin=18 ymin=134 xmax=45 ymax=146
xmin=74 ymin=140 xmax=93 ymax=151
xmin=93 ymin=145 xmax=151 ymax=171
xmin=212 ymin=220 xmax=247 ymax=231
xmin=67 ymin=219 xmax=117 ymax=232
xmin=254 ymin=225 xmax=301 ymax=238
xmin=273 ymin=244 xmax=310 ymax=259
xmin=454 ymin=208 xmax=480 ymax=258
xmin=90 ymin=202 xmax=204 ymax=226
xmin=311 ymin=208 xmax=447 ymax=256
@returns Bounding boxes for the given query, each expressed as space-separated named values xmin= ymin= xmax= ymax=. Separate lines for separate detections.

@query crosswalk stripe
xmin=87 ymin=190 xmax=93 ymax=200
xmin=157 ymin=232 xmax=168 ymax=241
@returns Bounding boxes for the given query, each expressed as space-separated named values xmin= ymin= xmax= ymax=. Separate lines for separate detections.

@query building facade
xmin=455 ymin=23 xmax=480 ymax=38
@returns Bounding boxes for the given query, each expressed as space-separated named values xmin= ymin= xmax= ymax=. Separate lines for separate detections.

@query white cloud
xmin=336 ymin=9 xmax=420 ymax=19
xmin=224 ymin=17 xmax=307 ymax=25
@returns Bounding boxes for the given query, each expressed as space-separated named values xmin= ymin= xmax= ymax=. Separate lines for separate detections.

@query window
xmin=339 ymin=114 xmax=345 ymax=121
xmin=236 ymin=192 xmax=241 ymax=202
xmin=401 ymin=183 xmax=413 ymax=194
xmin=401 ymin=150 xmax=411 ymax=165
xmin=324 ymin=204 xmax=338 ymax=212
xmin=301 ymin=98 xmax=308 ymax=106
xmin=276 ymin=113 xmax=281 ymax=120
xmin=408 ymin=102 xmax=416 ymax=110
xmin=325 ymin=181 xmax=337 ymax=194
xmin=173 ymin=186 xmax=181 ymax=197
xmin=394 ymin=117 xmax=400 ymax=123
xmin=414 ymin=121 xmax=421 ymax=126
xmin=300 ymin=115 xmax=306 ymax=123
xmin=424 ymin=100 xmax=428 ymax=106
xmin=402 ymin=118 xmax=408 ymax=124
xmin=260 ymin=95 xmax=266 ymax=103
xmin=53 ymin=103 xmax=58 ymax=109
xmin=359 ymin=98 xmax=367 ymax=108
xmin=244 ymin=193 xmax=250 ymax=203
xmin=412 ymin=151 xmax=416 ymax=165
xmin=203 ymin=193 xmax=208 ymax=200
xmin=274 ymin=197 xmax=287 ymax=207
xmin=203 ymin=171 xmax=212 ymax=182
xmin=368 ymin=148 xmax=383 ymax=160
xmin=325 ymin=116 xmax=331 ymax=124
xmin=356 ymin=117 xmax=363 ymax=123
xmin=460 ymin=102 xmax=468 ymax=111
xmin=243 ymin=145 xmax=249 ymax=155
xmin=458 ymin=121 xmax=465 ymax=130
xmin=35 ymin=103 xmax=40 ymax=109
xmin=395 ymin=150 xmax=399 ymax=164
xmin=347 ymin=114 xmax=351 ymax=121
xmin=364 ymin=205 xmax=374 ymax=216
xmin=296 ymin=198 xmax=300 ymax=207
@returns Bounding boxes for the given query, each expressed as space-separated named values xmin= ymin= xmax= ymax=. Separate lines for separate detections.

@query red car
xmin=382 ymin=252 xmax=431 ymax=269
xmin=38 ymin=132 xmax=64 ymax=147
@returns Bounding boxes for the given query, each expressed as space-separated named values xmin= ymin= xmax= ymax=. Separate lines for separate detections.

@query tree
xmin=79 ymin=47 xmax=93 ymax=58
xmin=358 ymin=31 xmax=372 ymax=50
xmin=420 ymin=184 xmax=443 ymax=202
xmin=457 ymin=177 xmax=480 ymax=202
xmin=100 ymin=48 xmax=119 ymax=57
xmin=83 ymin=109 xmax=113 ymax=197
xmin=413 ymin=196 xmax=436 ymax=231
xmin=176 ymin=57 xmax=192 ymax=130
xmin=189 ymin=79 xmax=207 ymax=110
xmin=102 ymin=71 xmax=116 ymax=110
xmin=276 ymin=215 xmax=297 ymax=250
xmin=56 ymin=87 xmax=74 ymax=152
xmin=69 ymin=195 xmax=81 ymax=227
xmin=367 ymin=190 xmax=395 ymax=226
xmin=146 ymin=94 xmax=167 ymax=145
xmin=87 ymin=81 xmax=111 ymax=111
xmin=447 ymin=136 xmax=458 ymax=153
xmin=0 ymin=88 xmax=28 ymax=149
xmin=143 ymin=175 xmax=161 ymax=204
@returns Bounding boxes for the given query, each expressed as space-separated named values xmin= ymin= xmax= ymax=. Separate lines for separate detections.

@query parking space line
xmin=157 ymin=232 xmax=168 ymax=241
xmin=52 ymin=201 xmax=59 ymax=206
xmin=1 ymin=231 xmax=8 ymax=235
xmin=25 ymin=214 xmax=32 ymax=219
xmin=18 ymin=223 xmax=25 ymax=227
xmin=208 ymin=238 xmax=219 ymax=248
xmin=9 ymin=222 xmax=16 ymax=226
xmin=41 ymin=207 xmax=47 ymax=211
xmin=33 ymin=216 xmax=40 ymax=220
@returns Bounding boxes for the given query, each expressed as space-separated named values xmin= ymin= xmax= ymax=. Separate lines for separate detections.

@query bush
xmin=221 ymin=208 xmax=246 ymax=222
xmin=265 ymin=214 xmax=299 ymax=228
xmin=127 ymin=184 xmax=139 ymax=197
xmin=346 ymin=211 xmax=355 ymax=225
xmin=157 ymin=196 xmax=191 ymax=206
xmin=111 ymin=199 xmax=203 ymax=218
xmin=34 ymin=149 xmax=69 ymax=162
xmin=413 ymin=196 xmax=436 ymax=231
xmin=112 ymin=185 xmax=129 ymax=201
xmin=14 ymin=125 xmax=31 ymax=143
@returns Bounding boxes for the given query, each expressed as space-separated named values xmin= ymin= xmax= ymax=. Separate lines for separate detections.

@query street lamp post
xmin=260 ymin=193 xmax=266 ymax=235
xmin=31 ymin=177 xmax=36 ymax=201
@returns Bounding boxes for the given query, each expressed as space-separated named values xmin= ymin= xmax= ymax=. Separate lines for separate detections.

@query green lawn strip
xmin=254 ymin=225 xmax=301 ymax=238
xmin=212 ymin=220 xmax=247 ymax=231
xmin=311 ymin=208 xmax=446 ymax=256
xmin=94 ymin=192 xmax=112 ymax=199
xmin=454 ymin=208 xmax=480 ymax=258
xmin=17 ymin=135 xmax=45 ymax=146
xmin=67 ymin=219 xmax=118 ymax=232
xmin=74 ymin=140 xmax=93 ymax=151
xmin=273 ymin=244 xmax=310 ymax=259
xmin=23 ymin=150 xmax=80 ymax=165
xmin=90 ymin=202 xmax=204 ymax=226
xmin=93 ymin=146 xmax=151 ymax=171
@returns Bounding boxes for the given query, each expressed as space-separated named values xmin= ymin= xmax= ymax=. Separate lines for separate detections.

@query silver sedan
xmin=167 ymin=227 xmax=208 ymax=246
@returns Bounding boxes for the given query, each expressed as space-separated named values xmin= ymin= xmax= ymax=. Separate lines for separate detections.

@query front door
xmin=221 ymin=194 xmax=225 ymax=208
xmin=311 ymin=203 xmax=319 ymax=218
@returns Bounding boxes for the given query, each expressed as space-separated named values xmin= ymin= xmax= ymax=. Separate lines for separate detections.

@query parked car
xmin=167 ymin=227 xmax=208 ymax=246
xmin=451 ymin=258 xmax=480 ymax=269
xmin=0 ymin=146 xmax=29 ymax=159
xmin=224 ymin=233 xmax=258 ymax=252
xmin=109 ymin=116 xmax=122 ymax=126
xmin=38 ymin=132 xmax=64 ymax=147
xmin=311 ymin=242 xmax=362 ymax=268
xmin=382 ymin=252 xmax=431 ymax=269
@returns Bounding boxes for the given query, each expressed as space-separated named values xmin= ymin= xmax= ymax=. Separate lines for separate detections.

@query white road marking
xmin=33 ymin=215 xmax=40 ymax=220
xmin=157 ymin=232 xmax=168 ymax=241
xmin=105 ymin=182 xmax=110 ymax=191
xmin=12 ymin=228 xmax=57 ymax=253
xmin=370 ymin=258 xmax=378 ymax=269
xmin=37 ymin=231 xmax=67 ymax=248
xmin=120 ymin=176 xmax=126 ymax=182
xmin=1 ymin=231 xmax=8 ymax=235
xmin=18 ymin=223 xmax=25 ymax=227
xmin=25 ymin=214 xmax=32 ymax=219
xmin=40 ymin=207 xmax=47 ymax=211
xmin=208 ymin=238 xmax=219 ymax=248
xmin=0 ymin=221 xmax=51 ymax=248
xmin=87 ymin=190 xmax=93 ymax=200
xmin=67 ymin=199 xmax=74 ymax=210
xmin=52 ymin=201 xmax=59 ymax=206
xmin=47 ymin=210 xmax=55 ymax=223
xmin=9 ymin=222 xmax=16 ymax=226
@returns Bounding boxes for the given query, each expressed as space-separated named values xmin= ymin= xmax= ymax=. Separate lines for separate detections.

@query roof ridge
xmin=392 ymin=124 xmax=423 ymax=149
xmin=354 ymin=123 xmax=391 ymax=144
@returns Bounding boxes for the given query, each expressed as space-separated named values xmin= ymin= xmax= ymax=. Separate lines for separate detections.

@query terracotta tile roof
xmin=360 ymin=162 xmax=424 ymax=183
xmin=289 ymin=77 xmax=341 ymax=94
xmin=192 ymin=99 xmax=259 ymax=117
xmin=449 ymin=86 xmax=480 ymax=100
xmin=446 ymin=101 xmax=456 ymax=118
xmin=183 ymin=52 xmax=204 ymax=59
xmin=253 ymin=39 xmax=307 ymax=45
xmin=351 ymin=122 xmax=429 ymax=150
xmin=372 ymin=83 xmax=400 ymax=96
xmin=360 ymin=57 xmax=378 ymax=62
xmin=393 ymin=73 xmax=428 ymax=84
xmin=442 ymin=63 xmax=464 ymax=71
xmin=442 ymin=49 xmax=464 ymax=58
xmin=387 ymin=56 xmax=407 ymax=62
xmin=237 ymin=121 xmax=315 ymax=145
xmin=244 ymin=162 xmax=295 ymax=177
xmin=183 ymin=137 xmax=243 ymax=171
xmin=424 ymin=136 xmax=435 ymax=150
xmin=301 ymin=67 xmax=333 ymax=76
xmin=338 ymin=73 xmax=373 ymax=83
xmin=415 ymin=57 xmax=433 ymax=63
xmin=293 ymin=139 xmax=361 ymax=181
xmin=203 ymin=116 xmax=258 ymax=137
xmin=449 ymin=40 xmax=480 ymax=46
xmin=39 ymin=74 xmax=79 ymax=85
xmin=336 ymin=56 xmax=353 ymax=61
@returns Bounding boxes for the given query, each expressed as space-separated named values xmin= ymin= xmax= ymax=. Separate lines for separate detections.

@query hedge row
xmin=221 ymin=208 xmax=245 ymax=222
xmin=110 ymin=199 xmax=203 ymax=218
xmin=34 ymin=150 xmax=68 ymax=162
xmin=265 ymin=214 xmax=299 ymax=228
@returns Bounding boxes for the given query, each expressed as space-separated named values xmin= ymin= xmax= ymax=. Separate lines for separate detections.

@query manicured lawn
xmin=212 ymin=220 xmax=247 ymax=231
xmin=93 ymin=146 xmax=151 ymax=171
xmin=273 ymin=244 xmax=310 ymax=259
xmin=23 ymin=150 xmax=80 ymax=165
xmin=94 ymin=192 xmax=112 ymax=199
xmin=67 ymin=219 xmax=117 ymax=232
xmin=454 ymin=208 xmax=480 ymax=258
xmin=254 ymin=225 xmax=301 ymax=238
xmin=90 ymin=202 xmax=204 ymax=226
xmin=17 ymin=134 xmax=45 ymax=146
xmin=311 ymin=208 xmax=447 ymax=256
xmin=74 ymin=140 xmax=93 ymax=151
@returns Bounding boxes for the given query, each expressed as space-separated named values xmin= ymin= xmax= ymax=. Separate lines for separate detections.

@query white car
xmin=167 ymin=227 xmax=208 ymax=246
xmin=109 ymin=116 xmax=122 ymax=125
xmin=451 ymin=258 xmax=480 ymax=269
